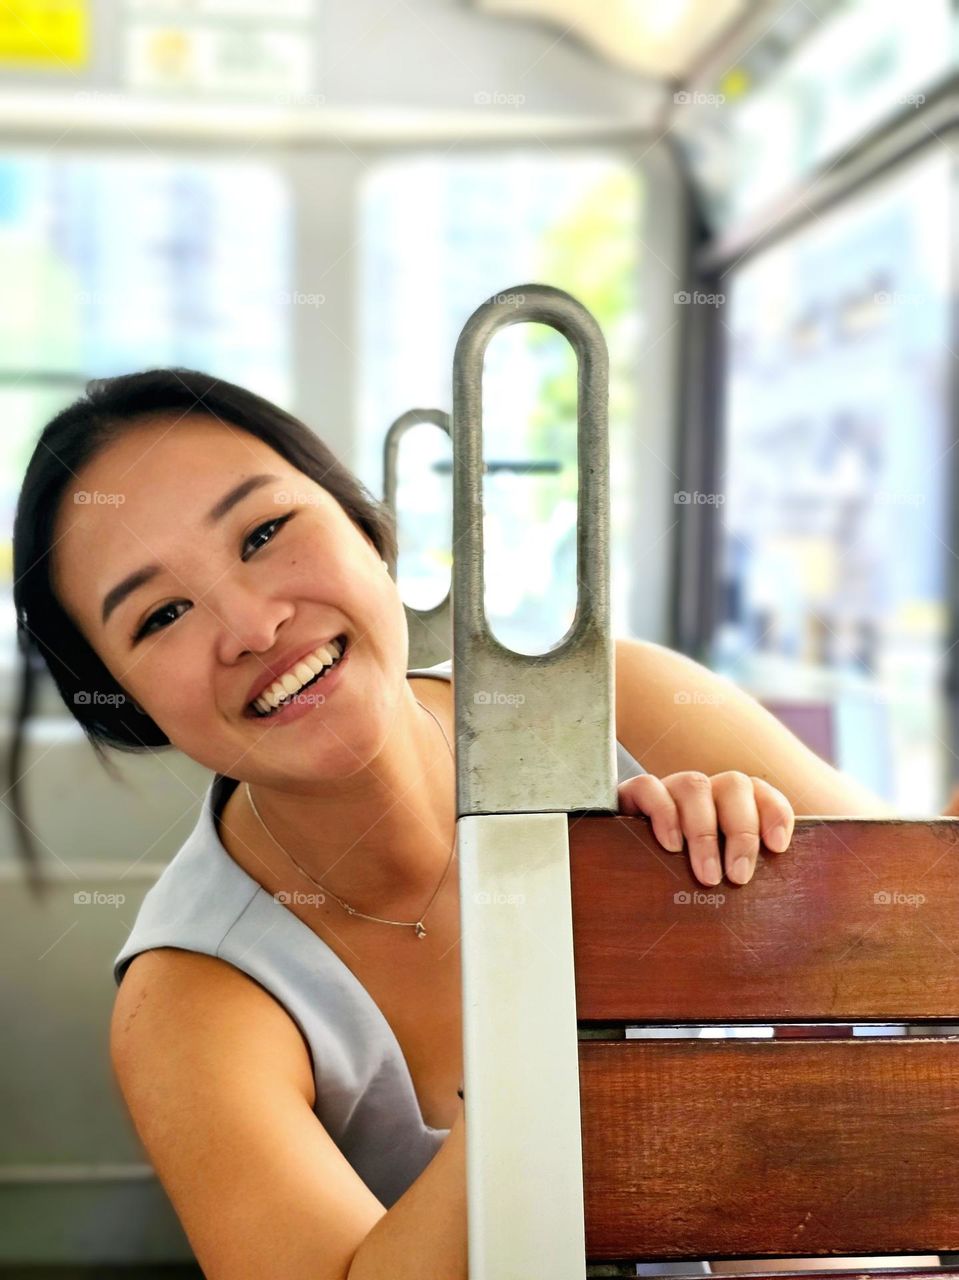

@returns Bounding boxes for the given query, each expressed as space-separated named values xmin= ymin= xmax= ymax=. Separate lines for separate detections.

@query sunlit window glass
xmin=358 ymin=152 xmax=642 ymax=655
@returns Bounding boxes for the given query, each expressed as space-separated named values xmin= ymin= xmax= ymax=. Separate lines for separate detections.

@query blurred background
xmin=0 ymin=0 xmax=955 ymax=1272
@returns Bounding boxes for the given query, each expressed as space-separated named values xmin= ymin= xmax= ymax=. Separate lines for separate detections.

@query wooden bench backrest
xmin=569 ymin=815 xmax=959 ymax=1271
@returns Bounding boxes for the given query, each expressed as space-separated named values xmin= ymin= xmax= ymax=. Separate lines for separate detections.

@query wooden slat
xmin=579 ymin=1038 xmax=959 ymax=1263
xmin=569 ymin=816 xmax=959 ymax=1023
xmin=587 ymin=1272 xmax=959 ymax=1279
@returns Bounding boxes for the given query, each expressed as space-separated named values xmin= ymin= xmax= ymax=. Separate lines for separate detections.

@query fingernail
xmin=667 ymin=829 xmax=684 ymax=852
xmin=767 ymin=824 xmax=789 ymax=852
xmin=703 ymin=857 xmax=722 ymax=885
xmin=732 ymin=855 xmax=753 ymax=883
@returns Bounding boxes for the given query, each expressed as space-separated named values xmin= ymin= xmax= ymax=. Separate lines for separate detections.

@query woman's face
xmin=51 ymin=413 xmax=408 ymax=784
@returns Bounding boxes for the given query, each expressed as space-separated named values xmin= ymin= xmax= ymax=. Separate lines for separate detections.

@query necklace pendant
xmin=414 ymin=921 xmax=427 ymax=939
xmin=344 ymin=904 xmax=357 ymax=915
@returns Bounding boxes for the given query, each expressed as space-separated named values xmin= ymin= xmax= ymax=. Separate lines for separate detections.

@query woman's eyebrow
xmin=99 ymin=472 xmax=282 ymax=627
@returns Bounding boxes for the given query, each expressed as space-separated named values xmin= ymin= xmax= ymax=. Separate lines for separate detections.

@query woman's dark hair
xmin=10 ymin=368 xmax=397 ymax=896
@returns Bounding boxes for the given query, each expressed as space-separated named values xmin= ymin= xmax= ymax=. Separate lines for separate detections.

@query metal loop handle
xmin=452 ymin=283 xmax=617 ymax=817
xmin=381 ymin=408 xmax=452 ymax=671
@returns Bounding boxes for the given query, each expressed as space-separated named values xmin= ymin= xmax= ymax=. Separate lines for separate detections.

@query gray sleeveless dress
xmin=112 ymin=660 xmax=649 ymax=1211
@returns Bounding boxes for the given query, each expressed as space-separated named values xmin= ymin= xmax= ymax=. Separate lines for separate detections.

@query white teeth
xmin=250 ymin=640 xmax=344 ymax=716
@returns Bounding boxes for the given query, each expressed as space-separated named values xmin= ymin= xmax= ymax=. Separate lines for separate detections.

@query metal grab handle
xmin=451 ymin=283 xmax=617 ymax=818
xmin=381 ymin=408 xmax=452 ymax=672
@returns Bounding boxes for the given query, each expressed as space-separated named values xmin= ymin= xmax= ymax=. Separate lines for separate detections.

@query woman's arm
xmin=613 ymin=637 xmax=896 ymax=817
xmin=348 ymin=1105 xmax=467 ymax=1280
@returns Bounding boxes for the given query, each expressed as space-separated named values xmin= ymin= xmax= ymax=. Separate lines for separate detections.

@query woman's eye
xmin=134 ymin=600 xmax=189 ymax=642
xmin=241 ymin=513 xmax=293 ymax=561
xmin=131 ymin=513 xmax=294 ymax=643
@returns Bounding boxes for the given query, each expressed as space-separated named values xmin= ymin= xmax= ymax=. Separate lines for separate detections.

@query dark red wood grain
xmin=568 ymin=816 xmax=959 ymax=1023
xmin=566 ymin=816 xmax=959 ymax=1265
xmin=579 ymin=1037 xmax=959 ymax=1262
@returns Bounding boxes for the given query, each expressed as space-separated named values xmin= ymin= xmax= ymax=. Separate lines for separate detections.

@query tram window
xmin=357 ymin=151 xmax=642 ymax=655
xmin=0 ymin=153 xmax=291 ymax=670
xmin=711 ymin=148 xmax=953 ymax=814
xmin=677 ymin=0 xmax=957 ymax=233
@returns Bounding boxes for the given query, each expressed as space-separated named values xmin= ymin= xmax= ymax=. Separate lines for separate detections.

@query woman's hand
xmin=617 ymin=770 xmax=795 ymax=886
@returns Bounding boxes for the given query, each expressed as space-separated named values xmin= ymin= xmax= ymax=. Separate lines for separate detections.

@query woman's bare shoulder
xmin=407 ymin=671 xmax=455 ymax=729
xmin=112 ymin=946 xmax=316 ymax=1106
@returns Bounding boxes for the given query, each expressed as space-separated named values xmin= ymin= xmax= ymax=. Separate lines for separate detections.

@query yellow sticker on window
xmin=0 ymin=1 xmax=88 ymax=67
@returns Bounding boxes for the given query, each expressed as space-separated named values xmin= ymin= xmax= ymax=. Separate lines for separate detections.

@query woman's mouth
xmin=245 ymin=635 xmax=349 ymax=720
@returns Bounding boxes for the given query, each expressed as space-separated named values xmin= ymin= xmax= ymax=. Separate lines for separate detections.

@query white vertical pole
xmin=459 ymin=812 xmax=587 ymax=1279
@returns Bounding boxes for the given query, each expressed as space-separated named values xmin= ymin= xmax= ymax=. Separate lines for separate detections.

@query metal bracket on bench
xmin=452 ymin=283 xmax=618 ymax=818
xmin=452 ymin=284 xmax=617 ymax=1280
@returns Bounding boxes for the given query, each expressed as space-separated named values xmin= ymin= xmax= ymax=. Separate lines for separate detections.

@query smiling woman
xmin=10 ymin=367 xmax=483 ymax=1278
xmin=9 ymin=368 xmax=397 ymax=889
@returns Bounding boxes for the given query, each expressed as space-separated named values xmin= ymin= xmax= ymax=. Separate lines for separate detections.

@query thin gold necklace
xmin=245 ymin=697 xmax=456 ymax=940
